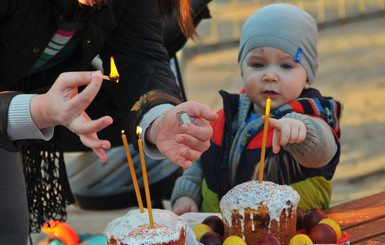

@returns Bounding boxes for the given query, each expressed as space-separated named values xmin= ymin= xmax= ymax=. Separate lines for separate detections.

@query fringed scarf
xmin=21 ymin=128 xmax=74 ymax=233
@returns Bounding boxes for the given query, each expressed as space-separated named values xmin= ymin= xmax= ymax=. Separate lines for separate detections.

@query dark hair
xmin=86 ymin=0 xmax=111 ymax=7
xmin=90 ymin=0 xmax=196 ymax=39
xmin=153 ymin=0 xmax=197 ymax=39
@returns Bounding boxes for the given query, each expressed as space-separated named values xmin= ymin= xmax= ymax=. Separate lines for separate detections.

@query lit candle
xmin=136 ymin=126 xmax=154 ymax=228
xmin=121 ymin=130 xmax=144 ymax=213
xmin=258 ymin=97 xmax=271 ymax=183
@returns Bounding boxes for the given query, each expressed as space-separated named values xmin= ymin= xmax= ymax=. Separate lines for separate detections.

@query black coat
xmin=0 ymin=0 xmax=184 ymax=151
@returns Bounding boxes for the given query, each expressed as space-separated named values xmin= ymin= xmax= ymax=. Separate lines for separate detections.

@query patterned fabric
xmin=21 ymin=129 xmax=74 ymax=233
xmin=29 ymin=21 xmax=81 ymax=74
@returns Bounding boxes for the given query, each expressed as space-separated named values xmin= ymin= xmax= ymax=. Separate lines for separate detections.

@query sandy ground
xmin=31 ymin=13 xmax=385 ymax=245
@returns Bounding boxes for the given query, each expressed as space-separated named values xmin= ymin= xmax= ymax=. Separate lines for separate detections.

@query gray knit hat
xmin=238 ymin=3 xmax=318 ymax=84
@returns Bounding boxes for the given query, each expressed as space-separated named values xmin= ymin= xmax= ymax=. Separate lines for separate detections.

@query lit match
xmin=103 ymin=56 xmax=119 ymax=83
xmin=102 ymin=75 xmax=118 ymax=82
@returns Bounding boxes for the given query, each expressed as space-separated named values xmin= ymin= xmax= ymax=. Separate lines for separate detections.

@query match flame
xmin=136 ymin=126 xmax=142 ymax=136
xmin=109 ymin=56 xmax=119 ymax=83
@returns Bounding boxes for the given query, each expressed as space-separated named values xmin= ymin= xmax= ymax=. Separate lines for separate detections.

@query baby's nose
xmin=262 ymin=67 xmax=278 ymax=82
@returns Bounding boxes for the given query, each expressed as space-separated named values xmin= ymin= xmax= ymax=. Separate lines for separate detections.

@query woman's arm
xmin=30 ymin=71 xmax=113 ymax=161
xmin=104 ymin=0 xmax=217 ymax=167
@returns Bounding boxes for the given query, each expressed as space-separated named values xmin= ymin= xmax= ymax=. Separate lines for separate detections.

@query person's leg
xmin=0 ymin=149 xmax=29 ymax=245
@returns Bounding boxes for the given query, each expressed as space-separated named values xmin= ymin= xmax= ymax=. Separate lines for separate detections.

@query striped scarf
xmin=229 ymin=91 xmax=342 ymax=186
xmin=29 ymin=21 xmax=81 ymax=74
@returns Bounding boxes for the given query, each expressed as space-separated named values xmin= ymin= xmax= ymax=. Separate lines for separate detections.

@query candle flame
xmin=121 ymin=130 xmax=125 ymax=134
xmin=136 ymin=126 xmax=142 ymax=136
xmin=109 ymin=57 xmax=119 ymax=83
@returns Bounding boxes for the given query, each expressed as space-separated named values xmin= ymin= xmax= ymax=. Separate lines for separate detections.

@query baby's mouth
xmin=263 ymin=90 xmax=278 ymax=96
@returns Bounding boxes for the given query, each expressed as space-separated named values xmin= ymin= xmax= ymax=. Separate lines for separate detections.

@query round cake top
xmin=220 ymin=181 xmax=300 ymax=221
xmin=104 ymin=208 xmax=186 ymax=244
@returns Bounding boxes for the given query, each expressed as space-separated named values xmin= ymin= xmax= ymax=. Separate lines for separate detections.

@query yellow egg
xmin=223 ymin=235 xmax=247 ymax=245
xmin=192 ymin=223 xmax=213 ymax=241
xmin=289 ymin=234 xmax=313 ymax=245
xmin=319 ymin=217 xmax=342 ymax=240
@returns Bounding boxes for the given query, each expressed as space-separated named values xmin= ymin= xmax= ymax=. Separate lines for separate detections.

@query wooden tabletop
xmin=326 ymin=190 xmax=385 ymax=244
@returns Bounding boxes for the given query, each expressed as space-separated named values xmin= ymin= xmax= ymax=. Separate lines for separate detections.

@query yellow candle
xmin=137 ymin=126 xmax=154 ymax=229
xmin=121 ymin=130 xmax=144 ymax=213
xmin=258 ymin=97 xmax=271 ymax=183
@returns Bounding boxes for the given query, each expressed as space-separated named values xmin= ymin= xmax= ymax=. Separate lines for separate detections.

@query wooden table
xmin=326 ymin=190 xmax=385 ymax=244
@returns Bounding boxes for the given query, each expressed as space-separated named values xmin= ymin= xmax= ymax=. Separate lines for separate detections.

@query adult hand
xmin=30 ymin=71 xmax=113 ymax=161
xmin=147 ymin=101 xmax=218 ymax=168
xmin=263 ymin=116 xmax=307 ymax=154
xmin=172 ymin=196 xmax=199 ymax=215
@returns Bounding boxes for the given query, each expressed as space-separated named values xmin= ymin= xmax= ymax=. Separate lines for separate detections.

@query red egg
xmin=304 ymin=208 xmax=327 ymax=233
xmin=309 ymin=223 xmax=337 ymax=244
xmin=202 ymin=215 xmax=225 ymax=237
xmin=200 ymin=231 xmax=223 ymax=245
xmin=257 ymin=234 xmax=282 ymax=245
xmin=296 ymin=207 xmax=305 ymax=231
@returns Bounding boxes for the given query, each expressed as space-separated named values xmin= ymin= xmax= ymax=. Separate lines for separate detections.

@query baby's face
xmin=241 ymin=47 xmax=309 ymax=110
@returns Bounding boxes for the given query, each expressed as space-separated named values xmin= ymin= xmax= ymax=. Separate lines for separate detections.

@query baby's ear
xmin=304 ymin=81 xmax=310 ymax=89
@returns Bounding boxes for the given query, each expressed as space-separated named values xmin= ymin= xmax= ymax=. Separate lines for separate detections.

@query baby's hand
xmin=263 ymin=116 xmax=307 ymax=154
xmin=172 ymin=196 xmax=198 ymax=215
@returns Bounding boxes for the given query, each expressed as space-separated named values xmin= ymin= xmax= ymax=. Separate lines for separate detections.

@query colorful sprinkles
xmin=127 ymin=224 xmax=178 ymax=242
xmin=220 ymin=181 xmax=300 ymax=210
xmin=104 ymin=209 xmax=186 ymax=244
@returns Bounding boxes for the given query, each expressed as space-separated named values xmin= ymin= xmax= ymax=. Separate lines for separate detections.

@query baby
xmin=171 ymin=3 xmax=342 ymax=214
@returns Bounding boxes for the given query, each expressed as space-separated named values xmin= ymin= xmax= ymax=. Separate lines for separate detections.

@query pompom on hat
xmin=238 ymin=3 xmax=319 ymax=84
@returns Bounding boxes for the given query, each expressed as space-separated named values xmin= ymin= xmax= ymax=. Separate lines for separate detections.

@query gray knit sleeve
xmin=282 ymin=112 xmax=337 ymax=168
xmin=170 ymin=160 xmax=203 ymax=206
xmin=7 ymin=94 xmax=54 ymax=140
xmin=139 ymin=103 xmax=174 ymax=159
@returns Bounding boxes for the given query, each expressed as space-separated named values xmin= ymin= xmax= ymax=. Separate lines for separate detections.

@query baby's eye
xmin=281 ymin=63 xmax=293 ymax=69
xmin=252 ymin=63 xmax=264 ymax=68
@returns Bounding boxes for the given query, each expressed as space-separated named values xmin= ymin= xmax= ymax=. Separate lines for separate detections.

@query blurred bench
xmin=66 ymin=145 xmax=182 ymax=210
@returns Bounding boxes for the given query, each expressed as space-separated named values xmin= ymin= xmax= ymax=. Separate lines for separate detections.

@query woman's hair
xmin=153 ymin=0 xmax=197 ymax=39
xmin=88 ymin=0 xmax=197 ymax=39
xmin=80 ymin=0 xmax=111 ymax=7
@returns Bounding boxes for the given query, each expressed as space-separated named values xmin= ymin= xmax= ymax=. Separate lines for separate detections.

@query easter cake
xmin=104 ymin=208 xmax=186 ymax=245
xmin=219 ymin=180 xmax=300 ymax=245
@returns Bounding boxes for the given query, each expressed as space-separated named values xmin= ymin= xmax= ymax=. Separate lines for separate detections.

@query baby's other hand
xmin=263 ymin=116 xmax=307 ymax=154
xmin=172 ymin=196 xmax=198 ymax=215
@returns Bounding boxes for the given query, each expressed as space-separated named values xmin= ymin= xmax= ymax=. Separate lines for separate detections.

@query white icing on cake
xmin=219 ymin=181 xmax=300 ymax=229
xmin=104 ymin=209 xmax=186 ymax=244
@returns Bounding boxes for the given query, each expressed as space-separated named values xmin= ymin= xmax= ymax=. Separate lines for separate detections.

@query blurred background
xmin=185 ymin=0 xmax=385 ymax=47
xmin=32 ymin=1 xmax=385 ymax=243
